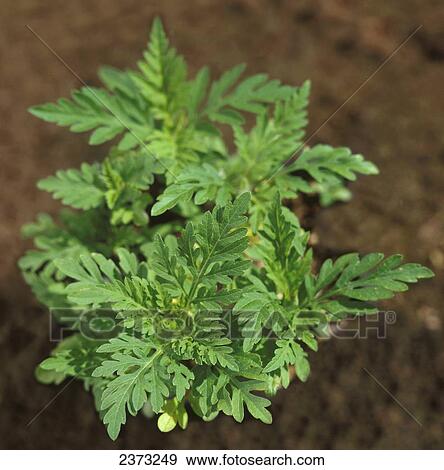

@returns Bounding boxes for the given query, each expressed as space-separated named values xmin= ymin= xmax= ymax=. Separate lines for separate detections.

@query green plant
xmin=21 ymin=18 xmax=433 ymax=440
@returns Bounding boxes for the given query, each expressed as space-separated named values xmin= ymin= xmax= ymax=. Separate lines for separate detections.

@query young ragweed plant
xmin=20 ymin=18 xmax=433 ymax=440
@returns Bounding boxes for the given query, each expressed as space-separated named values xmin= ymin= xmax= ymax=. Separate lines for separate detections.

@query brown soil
xmin=1 ymin=0 xmax=443 ymax=449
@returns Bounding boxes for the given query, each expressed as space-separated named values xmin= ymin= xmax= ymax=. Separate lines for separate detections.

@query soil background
xmin=1 ymin=0 xmax=443 ymax=449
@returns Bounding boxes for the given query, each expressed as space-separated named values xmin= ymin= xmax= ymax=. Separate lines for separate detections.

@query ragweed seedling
xmin=21 ymin=18 xmax=433 ymax=440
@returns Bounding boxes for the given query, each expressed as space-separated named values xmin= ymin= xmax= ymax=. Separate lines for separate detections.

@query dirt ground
xmin=1 ymin=0 xmax=443 ymax=449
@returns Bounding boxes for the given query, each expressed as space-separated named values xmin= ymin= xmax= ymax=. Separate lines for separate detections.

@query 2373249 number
xmin=119 ymin=454 xmax=177 ymax=466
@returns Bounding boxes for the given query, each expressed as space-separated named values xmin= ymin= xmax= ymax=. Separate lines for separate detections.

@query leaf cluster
xmin=20 ymin=18 xmax=433 ymax=440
